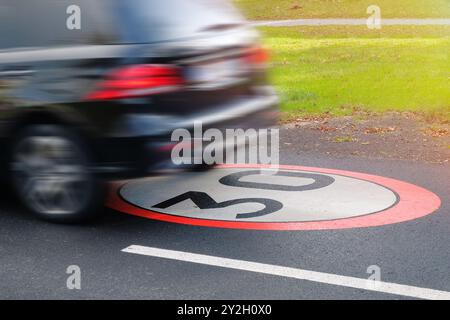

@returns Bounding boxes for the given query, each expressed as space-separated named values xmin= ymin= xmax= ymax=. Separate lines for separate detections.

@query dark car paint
xmin=0 ymin=3 xmax=278 ymax=178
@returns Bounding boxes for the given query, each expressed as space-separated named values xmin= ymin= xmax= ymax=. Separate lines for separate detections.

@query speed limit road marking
xmin=106 ymin=164 xmax=441 ymax=230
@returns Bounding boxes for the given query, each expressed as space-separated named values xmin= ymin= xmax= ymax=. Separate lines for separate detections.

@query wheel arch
xmin=2 ymin=108 xmax=100 ymax=166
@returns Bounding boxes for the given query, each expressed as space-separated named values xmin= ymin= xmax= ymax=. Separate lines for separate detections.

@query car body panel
xmin=0 ymin=0 xmax=278 ymax=178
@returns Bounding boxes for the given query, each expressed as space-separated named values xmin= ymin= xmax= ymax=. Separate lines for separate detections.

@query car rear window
xmin=116 ymin=0 xmax=245 ymax=43
xmin=0 ymin=0 xmax=245 ymax=50
xmin=0 ymin=0 xmax=116 ymax=49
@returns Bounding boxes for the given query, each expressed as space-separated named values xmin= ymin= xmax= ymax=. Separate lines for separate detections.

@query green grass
xmin=234 ymin=1 xmax=450 ymax=120
xmin=260 ymin=26 xmax=450 ymax=119
xmin=235 ymin=0 xmax=450 ymax=20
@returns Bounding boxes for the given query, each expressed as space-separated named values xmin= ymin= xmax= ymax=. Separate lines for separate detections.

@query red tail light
xmin=244 ymin=46 xmax=270 ymax=68
xmin=86 ymin=64 xmax=184 ymax=101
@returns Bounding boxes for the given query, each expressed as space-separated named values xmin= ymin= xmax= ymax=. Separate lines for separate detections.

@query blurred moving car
xmin=0 ymin=0 xmax=278 ymax=222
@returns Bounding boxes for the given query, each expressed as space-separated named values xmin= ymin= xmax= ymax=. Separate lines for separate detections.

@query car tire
xmin=8 ymin=124 xmax=104 ymax=223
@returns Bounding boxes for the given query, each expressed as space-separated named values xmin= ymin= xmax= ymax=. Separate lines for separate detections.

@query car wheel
xmin=8 ymin=125 xmax=104 ymax=223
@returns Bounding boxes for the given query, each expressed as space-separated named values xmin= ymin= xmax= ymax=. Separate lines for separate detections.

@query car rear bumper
xmin=96 ymin=86 xmax=279 ymax=179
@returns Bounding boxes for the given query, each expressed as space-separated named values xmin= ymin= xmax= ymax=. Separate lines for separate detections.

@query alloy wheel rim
xmin=11 ymin=136 xmax=92 ymax=215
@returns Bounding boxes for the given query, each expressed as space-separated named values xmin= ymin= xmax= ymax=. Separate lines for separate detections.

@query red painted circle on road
xmin=106 ymin=164 xmax=441 ymax=230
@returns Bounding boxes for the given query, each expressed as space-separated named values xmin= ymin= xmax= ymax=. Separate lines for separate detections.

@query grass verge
xmin=234 ymin=0 xmax=450 ymax=20
xmin=259 ymin=26 xmax=450 ymax=121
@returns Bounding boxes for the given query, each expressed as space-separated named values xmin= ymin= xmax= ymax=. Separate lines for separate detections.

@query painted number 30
xmin=153 ymin=170 xmax=335 ymax=219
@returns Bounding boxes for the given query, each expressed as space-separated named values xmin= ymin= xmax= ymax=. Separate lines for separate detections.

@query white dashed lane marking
xmin=122 ymin=245 xmax=450 ymax=300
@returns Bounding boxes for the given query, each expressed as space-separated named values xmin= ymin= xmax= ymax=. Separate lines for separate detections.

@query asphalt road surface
xmin=0 ymin=127 xmax=449 ymax=300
